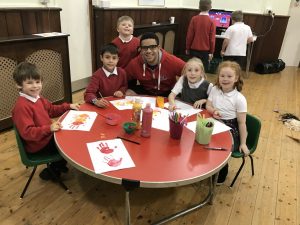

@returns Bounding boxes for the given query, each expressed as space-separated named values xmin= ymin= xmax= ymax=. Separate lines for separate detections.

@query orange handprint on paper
xmin=69 ymin=113 xmax=90 ymax=129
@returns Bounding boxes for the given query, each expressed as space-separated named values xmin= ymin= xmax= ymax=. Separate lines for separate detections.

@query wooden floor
xmin=0 ymin=67 xmax=299 ymax=225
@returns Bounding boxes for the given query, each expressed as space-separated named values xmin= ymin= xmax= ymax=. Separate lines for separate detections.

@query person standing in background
xmin=220 ymin=10 xmax=254 ymax=67
xmin=186 ymin=0 xmax=216 ymax=72
xmin=111 ymin=15 xmax=140 ymax=68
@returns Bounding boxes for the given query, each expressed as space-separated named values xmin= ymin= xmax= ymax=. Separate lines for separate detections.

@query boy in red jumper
xmin=12 ymin=62 xmax=80 ymax=180
xmin=84 ymin=43 xmax=128 ymax=107
xmin=111 ymin=15 xmax=140 ymax=68
xmin=125 ymin=32 xmax=185 ymax=97
xmin=186 ymin=0 xmax=216 ymax=72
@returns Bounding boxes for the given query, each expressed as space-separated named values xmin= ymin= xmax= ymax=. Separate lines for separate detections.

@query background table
xmin=55 ymin=100 xmax=233 ymax=224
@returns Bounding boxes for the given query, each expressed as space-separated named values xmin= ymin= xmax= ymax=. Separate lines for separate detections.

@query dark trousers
xmin=218 ymin=118 xmax=240 ymax=183
xmin=223 ymin=56 xmax=245 ymax=68
xmin=31 ymin=136 xmax=67 ymax=168
xmin=189 ymin=49 xmax=210 ymax=72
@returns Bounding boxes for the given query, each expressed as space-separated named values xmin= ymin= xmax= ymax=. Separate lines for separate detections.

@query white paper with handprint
xmin=87 ymin=139 xmax=135 ymax=174
xmin=164 ymin=100 xmax=202 ymax=116
xmin=151 ymin=107 xmax=170 ymax=131
xmin=60 ymin=111 xmax=97 ymax=131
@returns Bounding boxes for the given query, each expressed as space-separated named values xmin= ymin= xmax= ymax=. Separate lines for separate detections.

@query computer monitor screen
xmin=209 ymin=10 xmax=232 ymax=29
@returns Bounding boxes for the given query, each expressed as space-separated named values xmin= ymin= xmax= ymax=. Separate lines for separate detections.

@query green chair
xmin=230 ymin=114 xmax=261 ymax=188
xmin=13 ymin=126 xmax=69 ymax=198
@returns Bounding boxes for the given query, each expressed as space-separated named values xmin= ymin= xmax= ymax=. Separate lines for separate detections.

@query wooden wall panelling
xmin=243 ymin=14 xmax=289 ymax=70
xmin=6 ymin=12 xmax=23 ymax=36
xmin=0 ymin=13 xmax=8 ymax=37
xmin=0 ymin=8 xmax=62 ymax=38
xmin=90 ymin=8 xmax=289 ymax=72
xmin=21 ymin=11 xmax=38 ymax=34
xmin=36 ymin=10 xmax=61 ymax=33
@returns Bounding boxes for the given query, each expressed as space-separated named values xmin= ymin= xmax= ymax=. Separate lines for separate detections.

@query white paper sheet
xmin=60 ymin=111 xmax=97 ymax=131
xmin=164 ymin=100 xmax=202 ymax=116
xmin=151 ymin=108 xmax=170 ymax=131
xmin=33 ymin=32 xmax=66 ymax=37
xmin=186 ymin=118 xmax=232 ymax=135
xmin=87 ymin=139 xmax=135 ymax=174
xmin=110 ymin=96 xmax=156 ymax=110
xmin=126 ymin=96 xmax=157 ymax=109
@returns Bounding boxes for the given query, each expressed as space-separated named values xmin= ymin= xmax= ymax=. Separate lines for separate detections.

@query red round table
xmin=55 ymin=100 xmax=232 ymax=225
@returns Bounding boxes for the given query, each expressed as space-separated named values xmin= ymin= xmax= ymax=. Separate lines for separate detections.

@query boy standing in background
xmin=186 ymin=0 xmax=216 ymax=72
xmin=220 ymin=10 xmax=254 ymax=67
xmin=112 ymin=15 xmax=140 ymax=68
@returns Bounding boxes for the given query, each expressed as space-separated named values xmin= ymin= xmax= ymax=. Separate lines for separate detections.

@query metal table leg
xmin=152 ymin=175 xmax=217 ymax=225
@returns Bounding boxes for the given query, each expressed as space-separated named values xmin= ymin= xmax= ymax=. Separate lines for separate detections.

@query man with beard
xmin=125 ymin=32 xmax=185 ymax=97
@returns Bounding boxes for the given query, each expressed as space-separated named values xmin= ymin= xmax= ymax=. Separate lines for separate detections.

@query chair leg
xmin=249 ymin=155 xmax=254 ymax=176
xmin=20 ymin=166 xmax=37 ymax=199
xmin=230 ymin=157 xmax=245 ymax=188
xmin=47 ymin=165 xmax=70 ymax=192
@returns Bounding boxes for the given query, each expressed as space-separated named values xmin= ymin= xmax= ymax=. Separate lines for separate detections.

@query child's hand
xmin=50 ymin=121 xmax=62 ymax=132
xmin=212 ymin=109 xmax=221 ymax=119
xmin=168 ymin=104 xmax=176 ymax=111
xmin=70 ymin=103 xmax=80 ymax=110
xmin=94 ymin=98 xmax=110 ymax=108
xmin=193 ymin=99 xmax=206 ymax=109
xmin=114 ymin=91 xmax=123 ymax=98
xmin=239 ymin=143 xmax=250 ymax=156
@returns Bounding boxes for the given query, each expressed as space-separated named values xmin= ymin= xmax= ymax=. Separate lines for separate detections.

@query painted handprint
xmin=69 ymin=113 xmax=90 ymax=129
xmin=97 ymin=142 xmax=114 ymax=154
xmin=115 ymin=99 xmax=133 ymax=106
xmin=103 ymin=156 xmax=122 ymax=167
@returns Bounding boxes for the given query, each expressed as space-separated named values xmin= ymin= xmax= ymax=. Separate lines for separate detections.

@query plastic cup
xmin=156 ymin=96 xmax=164 ymax=108
xmin=169 ymin=118 xmax=184 ymax=139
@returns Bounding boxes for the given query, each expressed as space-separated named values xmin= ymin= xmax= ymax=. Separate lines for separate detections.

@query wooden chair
xmin=230 ymin=114 xmax=261 ymax=187
xmin=14 ymin=126 xmax=69 ymax=198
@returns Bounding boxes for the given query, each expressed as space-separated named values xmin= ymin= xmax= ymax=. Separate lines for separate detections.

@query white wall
xmin=279 ymin=1 xmax=300 ymax=66
xmin=0 ymin=0 xmax=298 ymax=87
xmin=56 ymin=0 xmax=92 ymax=83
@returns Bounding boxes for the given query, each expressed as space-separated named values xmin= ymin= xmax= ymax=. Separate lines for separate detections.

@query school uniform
xmin=84 ymin=67 xmax=128 ymax=104
xmin=223 ymin=22 xmax=253 ymax=66
xmin=186 ymin=12 xmax=216 ymax=71
xmin=208 ymin=86 xmax=247 ymax=182
xmin=112 ymin=35 xmax=140 ymax=68
xmin=171 ymin=76 xmax=213 ymax=105
xmin=12 ymin=94 xmax=71 ymax=153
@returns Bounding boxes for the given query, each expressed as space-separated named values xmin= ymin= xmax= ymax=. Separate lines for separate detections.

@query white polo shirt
xmin=224 ymin=22 xmax=253 ymax=56
xmin=208 ymin=86 xmax=247 ymax=120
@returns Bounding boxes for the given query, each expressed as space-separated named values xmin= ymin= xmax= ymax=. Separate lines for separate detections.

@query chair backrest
xmin=13 ymin=125 xmax=34 ymax=167
xmin=246 ymin=114 xmax=261 ymax=153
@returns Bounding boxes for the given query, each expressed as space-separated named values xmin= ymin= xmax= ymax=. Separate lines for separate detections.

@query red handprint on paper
xmin=103 ymin=156 xmax=122 ymax=167
xmin=97 ymin=142 xmax=114 ymax=154
xmin=69 ymin=113 xmax=90 ymax=129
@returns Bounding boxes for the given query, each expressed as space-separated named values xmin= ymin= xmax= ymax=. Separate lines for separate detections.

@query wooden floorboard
xmin=0 ymin=67 xmax=299 ymax=225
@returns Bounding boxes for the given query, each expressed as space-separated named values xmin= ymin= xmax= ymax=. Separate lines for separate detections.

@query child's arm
xmin=70 ymin=103 xmax=80 ymax=110
xmin=114 ymin=91 xmax=124 ymax=98
xmin=237 ymin=112 xmax=250 ymax=156
xmin=221 ymin=38 xmax=229 ymax=57
xmin=93 ymin=98 xmax=110 ymax=108
xmin=193 ymin=99 xmax=207 ymax=109
xmin=206 ymin=100 xmax=221 ymax=119
xmin=168 ymin=92 xmax=177 ymax=111
xmin=50 ymin=121 xmax=62 ymax=132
